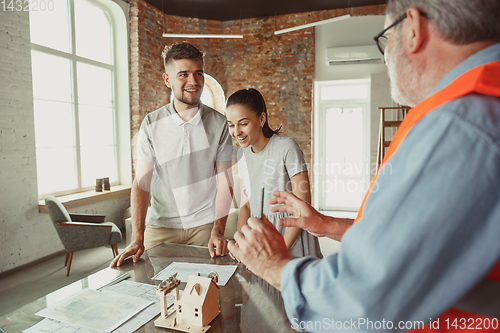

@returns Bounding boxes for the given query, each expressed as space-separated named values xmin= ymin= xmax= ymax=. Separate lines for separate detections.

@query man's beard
xmin=173 ymin=89 xmax=201 ymax=106
xmin=386 ymin=31 xmax=421 ymax=107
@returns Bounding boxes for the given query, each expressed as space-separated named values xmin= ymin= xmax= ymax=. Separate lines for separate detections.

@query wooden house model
xmin=155 ymin=273 xmax=220 ymax=333
xmin=177 ymin=275 xmax=220 ymax=328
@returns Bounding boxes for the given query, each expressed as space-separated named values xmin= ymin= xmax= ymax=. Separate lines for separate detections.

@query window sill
xmin=38 ymin=185 xmax=131 ymax=214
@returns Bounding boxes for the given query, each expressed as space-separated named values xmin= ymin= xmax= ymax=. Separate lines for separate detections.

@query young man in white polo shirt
xmin=111 ymin=43 xmax=233 ymax=267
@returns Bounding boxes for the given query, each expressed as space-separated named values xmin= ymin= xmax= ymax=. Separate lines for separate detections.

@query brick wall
xmin=129 ymin=0 xmax=228 ymax=137
xmin=129 ymin=0 xmax=386 ymax=171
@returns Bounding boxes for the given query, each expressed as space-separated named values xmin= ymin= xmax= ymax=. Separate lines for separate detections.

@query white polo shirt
xmin=137 ymin=103 xmax=232 ymax=229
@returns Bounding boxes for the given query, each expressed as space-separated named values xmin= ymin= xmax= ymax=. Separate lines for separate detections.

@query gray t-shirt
xmin=137 ymin=103 xmax=232 ymax=229
xmin=238 ymin=134 xmax=322 ymax=258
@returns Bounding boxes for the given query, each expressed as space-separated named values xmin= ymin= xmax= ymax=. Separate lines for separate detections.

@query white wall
xmin=315 ymin=16 xmax=388 ymax=81
xmin=0 ymin=7 xmax=130 ymax=274
xmin=313 ymin=15 xmax=394 ymax=252
xmin=314 ymin=15 xmax=394 ymax=177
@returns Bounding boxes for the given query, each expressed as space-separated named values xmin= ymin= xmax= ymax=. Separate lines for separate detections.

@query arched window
xmin=201 ymin=74 xmax=225 ymax=114
xmin=30 ymin=0 xmax=130 ymax=196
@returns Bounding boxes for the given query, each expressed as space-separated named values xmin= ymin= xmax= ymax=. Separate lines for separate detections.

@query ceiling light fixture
xmin=274 ymin=14 xmax=351 ymax=35
xmin=162 ymin=33 xmax=243 ymax=39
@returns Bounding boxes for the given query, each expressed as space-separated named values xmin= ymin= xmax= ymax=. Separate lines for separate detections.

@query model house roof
xmin=180 ymin=275 xmax=218 ymax=306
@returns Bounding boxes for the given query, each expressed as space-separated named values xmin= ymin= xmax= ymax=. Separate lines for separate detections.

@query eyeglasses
xmin=373 ymin=11 xmax=429 ymax=55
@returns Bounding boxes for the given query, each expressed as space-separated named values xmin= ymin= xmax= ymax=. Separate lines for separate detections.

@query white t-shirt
xmin=137 ymin=103 xmax=232 ymax=229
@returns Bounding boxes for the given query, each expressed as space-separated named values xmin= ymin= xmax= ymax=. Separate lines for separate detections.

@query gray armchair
xmin=44 ymin=196 xmax=122 ymax=276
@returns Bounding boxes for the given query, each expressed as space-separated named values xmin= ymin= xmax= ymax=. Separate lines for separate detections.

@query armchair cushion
xmin=69 ymin=214 xmax=106 ymax=223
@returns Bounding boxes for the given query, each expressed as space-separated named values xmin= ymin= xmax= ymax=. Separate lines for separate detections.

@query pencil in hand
xmin=259 ymin=184 xmax=265 ymax=219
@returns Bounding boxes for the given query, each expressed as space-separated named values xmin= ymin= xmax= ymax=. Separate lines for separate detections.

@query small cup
xmin=95 ymin=178 xmax=103 ymax=192
xmin=103 ymin=177 xmax=110 ymax=191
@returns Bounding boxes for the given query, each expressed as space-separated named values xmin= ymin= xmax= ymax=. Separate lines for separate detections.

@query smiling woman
xmin=226 ymin=88 xmax=322 ymax=259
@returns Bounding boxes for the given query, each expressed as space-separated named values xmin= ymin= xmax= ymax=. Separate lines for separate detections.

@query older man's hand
xmin=270 ymin=191 xmax=353 ymax=241
xmin=228 ymin=215 xmax=292 ymax=291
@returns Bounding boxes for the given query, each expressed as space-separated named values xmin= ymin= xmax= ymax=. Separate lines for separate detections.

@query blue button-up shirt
xmin=281 ymin=43 xmax=500 ymax=332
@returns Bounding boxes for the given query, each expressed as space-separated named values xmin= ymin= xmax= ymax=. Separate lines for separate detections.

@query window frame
xmin=31 ymin=0 xmax=129 ymax=199
xmin=313 ymin=78 xmax=371 ymax=212
xmin=203 ymin=73 xmax=226 ymax=113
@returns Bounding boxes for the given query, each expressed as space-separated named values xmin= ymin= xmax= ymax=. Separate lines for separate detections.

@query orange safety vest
xmin=355 ymin=60 xmax=500 ymax=331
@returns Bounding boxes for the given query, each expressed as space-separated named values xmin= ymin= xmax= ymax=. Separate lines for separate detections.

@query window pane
xmin=325 ymin=107 xmax=363 ymax=166
xmin=321 ymin=85 xmax=368 ymax=101
xmin=77 ymin=63 xmax=113 ymax=107
xmin=324 ymin=106 xmax=365 ymax=210
xmin=79 ymin=105 xmax=115 ymax=147
xmin=36 ymin=147 xmax=78 ymax=194
xmin=29 ymin=0 xmax=70 ymax=53
xmin=80 ymin=146 xmax=117 ymax=187
xmin=75 ymin=0 xmax=112 ymax=64
xmin=324 ymin=178 xmax=365 ymax=209
xmin=30 ymin=0 xmax=119 ymax=196
xmin=33 ymin=100 xmax=74 ymax=148
xmin=31 ymin=51 xmax=72 ymax=102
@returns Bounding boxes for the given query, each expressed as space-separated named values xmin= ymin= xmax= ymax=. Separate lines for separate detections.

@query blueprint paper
xmin=25 ymin=281 xmax=182 ymax=333
xmin=35 ymin=288 xmax=152 ymax=332
xmin=100 ymin=280 xmax=181 ymax=312
xmin=100 ymin=281 xmax=161 ymax=332
xmin=26 ymin=304 xmax=158 ymax=333
xmin=153 ymin=262 xmax=238 ymax=286
xmin=103 ymin=281 xmax=182 ymax=332
xmin=24 ymin=318 xmax=101 ymax=333
xmin=100 ymin=280 xmax=160 ymax=306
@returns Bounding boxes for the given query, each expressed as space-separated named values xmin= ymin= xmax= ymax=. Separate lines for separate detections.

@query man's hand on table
xmin=228 ymin=215 xmax=292 ymax=291
xmin=208 ymin=222 xmax=229 ymax=258
xmin=110 ymin=241 xmax=145 ymax=267
xmin=270 ymin=191 xmax=353 ymax=241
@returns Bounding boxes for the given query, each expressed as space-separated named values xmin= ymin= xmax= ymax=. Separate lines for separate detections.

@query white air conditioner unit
xmin=326 ymin=45 xmax=382 ymax=65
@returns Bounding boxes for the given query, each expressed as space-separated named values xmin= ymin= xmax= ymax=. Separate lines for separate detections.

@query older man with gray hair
xmin=228 ymin=0 xmax=500 ymax=331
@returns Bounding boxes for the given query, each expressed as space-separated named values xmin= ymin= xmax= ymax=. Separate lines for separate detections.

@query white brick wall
xmin=0 ymin=9 xmax=130 ymax=274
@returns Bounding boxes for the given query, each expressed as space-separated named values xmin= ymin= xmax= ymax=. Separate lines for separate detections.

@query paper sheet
xmin=153 ymin=262 xmax=238 ymax=286
xmin=100 ymin=280 xmax=159 ymax=305
xmin=26 ymin=281 xmax=182 ymax=333
xmin=25 ymin=318 xmax=103 ymax=333
xmin=35 ymin=288 xmax=152 ymax=332
xmin=100 ymin=281 xmax=161 ymax=332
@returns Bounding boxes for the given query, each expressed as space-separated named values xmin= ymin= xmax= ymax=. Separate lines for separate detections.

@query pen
xmin=259 ymin=184 xmax=265 ymax=219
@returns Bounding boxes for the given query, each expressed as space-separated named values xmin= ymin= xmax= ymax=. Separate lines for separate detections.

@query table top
xmin=0 ymin=243 xmax=295 ymax=333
